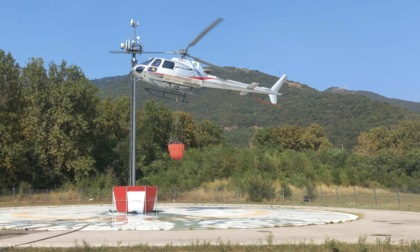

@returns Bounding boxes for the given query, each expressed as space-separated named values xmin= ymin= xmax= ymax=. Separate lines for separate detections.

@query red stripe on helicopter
xmin=152 ymin=73 xmax=214 ymax=81
xmin=191 ymin=76 xmax=216 ymax=80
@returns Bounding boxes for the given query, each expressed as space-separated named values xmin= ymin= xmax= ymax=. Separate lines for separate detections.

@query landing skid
xmin=144 ymin=87 xmax=189 ymax=103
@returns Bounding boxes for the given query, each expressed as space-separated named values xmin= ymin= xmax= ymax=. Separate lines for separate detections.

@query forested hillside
xmin=92 ymin=67 xmax=420 ymax=149
xmin=325 ymin=87 xmax=420 ymax=113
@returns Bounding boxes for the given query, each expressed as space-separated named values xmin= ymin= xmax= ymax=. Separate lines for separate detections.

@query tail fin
xmin=269 ymin=74 xmax=287 ymax=104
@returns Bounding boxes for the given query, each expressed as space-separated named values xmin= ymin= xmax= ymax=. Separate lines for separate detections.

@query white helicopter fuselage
xmin=132 ymin=57 xmax=287 ymax=104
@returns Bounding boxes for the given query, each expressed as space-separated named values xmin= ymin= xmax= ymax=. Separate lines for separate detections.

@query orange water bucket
xmin=168 ymin=143 xmax=185 ymax=160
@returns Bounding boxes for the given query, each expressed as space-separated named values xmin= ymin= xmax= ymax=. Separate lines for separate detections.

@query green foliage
xmin=137 ymin=100 xmax=225 ymax=169
xmin=142 ymin=146 xmax=237 ymax=191
xmin=195 ymin=120 xmax=226 ymax=148
xmin=139 ymin=100 xmax=173 ymax=148
xmin=223 ymin=127 xmax=255 ymax=146
xmin=62 ymin=169 xmax=120 ymax=198
xmin=93 ymin=96 xmax=130 ymax=176
xmin=244 ymin=172 xmax=276 ymax=202
xmin=252 ymin=124 xmax=331 ymax=151
xmin=141 ymin=144 xmax=420 ymax=194
xmin=0 ymin=51 xmax=132 ymax=188
xmin=354 ymin=121 xmax=420 ymax=156
xmin=171 ymin=111 xmax=196 ymax=146
xmin=21 ymin=59 xmax=100 ymax=185
xmin=0 ymin=50 xmax=26 ymax=189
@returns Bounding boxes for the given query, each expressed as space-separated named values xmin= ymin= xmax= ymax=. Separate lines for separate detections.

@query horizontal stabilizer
xmin=248 ymin=82 xmax=259 ymax=89
xmin=240 ymin=82 xmax=259 ymax=95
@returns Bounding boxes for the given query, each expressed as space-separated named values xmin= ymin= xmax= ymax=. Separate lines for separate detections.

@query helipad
xmin=0 ymin=204 xmax=357 ymax=231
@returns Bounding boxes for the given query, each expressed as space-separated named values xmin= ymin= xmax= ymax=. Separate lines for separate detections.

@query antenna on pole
xmin=111 ymin=19 xmax=143 ymax=186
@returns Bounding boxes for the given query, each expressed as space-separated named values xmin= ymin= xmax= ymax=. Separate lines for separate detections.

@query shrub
xmin=246 ymin=174 xmax=276 ymax=202
xmin=65 ymin=169 xmax=119 ymax=199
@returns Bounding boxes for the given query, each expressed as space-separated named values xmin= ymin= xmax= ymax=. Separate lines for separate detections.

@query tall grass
xmin=160 ymin=180 xmax=420 ymax=212
xmin=4 ymin=238 xmax=420 ymax=251
xmin=2 ymin=177 xmax=420 ymax=212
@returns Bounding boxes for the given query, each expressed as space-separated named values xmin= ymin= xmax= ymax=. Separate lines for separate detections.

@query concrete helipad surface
xmin=0 ymin=204 xmax=357 ymax=231
xmin=1 ymin=203 xmax=420 ymax=247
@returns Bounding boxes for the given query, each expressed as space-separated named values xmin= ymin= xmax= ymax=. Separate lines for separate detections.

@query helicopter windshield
xmin=135 ymin=65 xmax=145 ymax=74
xmin=140 ymin=58 xmax=153 ymax=65
xmin=151 ymin=59 xmax=162 ymax=67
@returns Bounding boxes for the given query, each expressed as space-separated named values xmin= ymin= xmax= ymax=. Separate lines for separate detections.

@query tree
xmin=47 ymin=62 xmax=99 ymax=181
xmin=251 ymin=128 xmax=277 ymax=148
xmin=354 ymin=121 xmax=420 ymax=156
xmin=300 ymin=123 xmax=331 ymax=150
xmin=195 ymin=119 xmax=226 ymax=148
xmin=252 ymin=125 xmax=303 ymax=150
xmin=251 ymin=124 xmax=331 ymax=151
xmin=0 ymin=50 xmax=26 ymax=188
xmin=172 ymin=111 xmax=197 ymax=148
xmin=137 ymin=100 xmax=173 ymax=166
xmin=392 ymin=121 xmax=420 ymax=151
xmin=353 ymin=126 xmax=392 ymax=156
xmin=21 ymin=59 xmax=100 ymax=186
xmin=272 ymin=124 xmax=304 ymax=151
xmin=21 ymin=58 xmax=57 ymax=187
xmin=93 ymin=96 xmax=130 ymax=179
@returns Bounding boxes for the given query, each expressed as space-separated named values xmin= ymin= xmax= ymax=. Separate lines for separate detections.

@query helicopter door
xmin=147 ymin=58 xmax=162 ymax=72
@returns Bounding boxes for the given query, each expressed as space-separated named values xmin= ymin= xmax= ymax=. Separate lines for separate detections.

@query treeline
xmin=142 ymin=121 xmax=420 ymax=200
xmin=1 ymin=50 xmax=420 ymax=195
xmin=0 ymin=51 xmax=226 ymax=189
xmin=1 ymin=51 xmax=117 ymax=188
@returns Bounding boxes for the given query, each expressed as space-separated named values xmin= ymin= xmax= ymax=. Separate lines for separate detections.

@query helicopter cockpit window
xmin=141 ymin=58 xmax=153 ymax=65
xmin=135 ymin=66 xmax=145 ymax=74
xmin=151 ymin=59 xmax=162 ymax=67
xmin=162 ymin=60 xmax=175 ymax=70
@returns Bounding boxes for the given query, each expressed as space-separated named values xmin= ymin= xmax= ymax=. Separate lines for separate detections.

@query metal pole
xmin=129 ymin=20 xmax=139 ymax=186
xmin=130 ymin=69 xmax=136 ymax=186
xmin=111 ymin=19 xmax=142 ymax=186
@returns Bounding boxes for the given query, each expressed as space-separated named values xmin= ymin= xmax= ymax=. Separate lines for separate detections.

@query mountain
xmin=325 ymin=87 xmax=420 ymax=113
xmin=91 ymin=67 xmax=420 ymax=150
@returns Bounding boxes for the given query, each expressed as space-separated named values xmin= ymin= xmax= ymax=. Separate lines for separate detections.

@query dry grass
xmin=1 ymin=181 xmax=420 ymax=212
xmin=163 ymin=180 xmax=420 ymax=212
xmin=3 ymin=239 xmax=420 ymax=251
xmin=177 ymin=180 xmax=239 ymax=203
xmin=0 ymin=190 xmax=110 ymax=207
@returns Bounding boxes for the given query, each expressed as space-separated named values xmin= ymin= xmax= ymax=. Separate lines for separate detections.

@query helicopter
xmin=112 ymin=18 xmax=287 ymax=104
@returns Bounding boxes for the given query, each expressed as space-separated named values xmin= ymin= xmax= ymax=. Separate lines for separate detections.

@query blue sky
xmin=1 ymin=0 xmax=419 ymax=102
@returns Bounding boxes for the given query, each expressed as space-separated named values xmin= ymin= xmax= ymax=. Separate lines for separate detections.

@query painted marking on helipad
xmin=0 ymin=204 xmax=358 ymax=231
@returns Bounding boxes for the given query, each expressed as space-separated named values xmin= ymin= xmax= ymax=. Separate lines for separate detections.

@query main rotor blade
xmin=110 ymin=50 xmax=177 ymax=54
xmin=142 ymin=51 xmax=176 ymax=54
xmin=109 ymin=51 xmax=129 ymax=54
xmin=109 ymin=50 xmax=143 ymax=54
xmin=185 ymin=18 xmax=223 ymax=52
